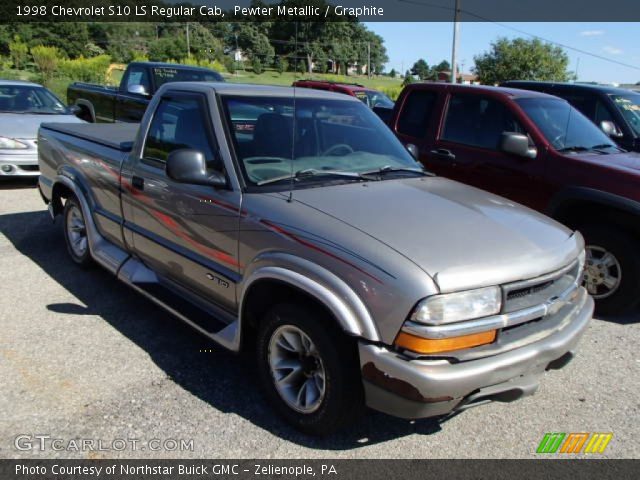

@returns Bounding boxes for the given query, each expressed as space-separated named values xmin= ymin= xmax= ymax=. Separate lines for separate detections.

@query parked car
xmin=292 ymin=79 xmax=394 ymax=109
xmin=38 ymin=82 xmax=592 ymax=434
xmin=380 ymin=82 xmax=640 ymax=315
xmin=67 ymin=62 xmax=224 ymax=123
xmin=0 ymin=80 xmax=83 ymax=178
xmin=501 ymin=81 xmax=640 ymax=152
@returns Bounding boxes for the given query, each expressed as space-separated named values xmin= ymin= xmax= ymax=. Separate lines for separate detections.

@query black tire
xmin=256 ymin=303 xmax=364 ymax=435
xmin=579 ymin=224 xmax=640 ymax=316
xmin=77 ymin=106 xmax=94 ymax=123
xmin=63 ymin=196 xmax=92 ymax=267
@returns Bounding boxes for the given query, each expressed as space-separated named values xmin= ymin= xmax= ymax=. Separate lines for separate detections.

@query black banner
xmin=0 ymin=460 xmax=638 ymax=480
xmin=2 ymin=0 xmax=640 ymax=22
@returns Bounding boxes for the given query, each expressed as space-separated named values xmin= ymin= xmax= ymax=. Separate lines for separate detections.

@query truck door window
xmin=442 ymin=94 xmax=525 ymax=150
xmin=124 ymin=66 xmax=151 ymax=95
xmin=143 ymin=95 xmax=221 ymax=172
xmin=397 ymin=90 xmax=437 ymax=138
xmin=595 ymin=99 xmax=615 ymax=124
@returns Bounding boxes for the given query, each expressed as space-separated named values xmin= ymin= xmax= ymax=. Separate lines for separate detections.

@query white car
xmin=0 ymin=80 xmax=84 ymax=177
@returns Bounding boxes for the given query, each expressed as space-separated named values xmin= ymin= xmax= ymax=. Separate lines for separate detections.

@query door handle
xmin=131 ymin=175 xmax=144 ymax=190
xmin=429 ymin=148 xmax=456 ymax=161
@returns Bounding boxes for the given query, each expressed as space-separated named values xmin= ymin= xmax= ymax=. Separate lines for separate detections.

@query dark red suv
xmin=384 ymin=82 xmax=640 ymax=315
xmin=292 ymin=79 xmax=394 ymax=109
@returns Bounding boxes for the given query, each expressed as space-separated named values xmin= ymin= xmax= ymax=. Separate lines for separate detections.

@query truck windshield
xmin=221 ymin=96 xmax=421 ymax=188
xmin=152 ymin=67 xmax=223 ymax=88
xmin=354 ymin=90 xmax=395 ymax=109
xmin=0 ymin=85 xmax=68 ymax=114
xmin=611 ymin=94 xmax=640 ymax=136
xmin=516 ymin=97 xmax=616 ymax=153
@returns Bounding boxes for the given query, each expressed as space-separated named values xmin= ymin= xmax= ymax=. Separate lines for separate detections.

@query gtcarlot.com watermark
xmin=14 ymin=434 xmax=194 ymax=452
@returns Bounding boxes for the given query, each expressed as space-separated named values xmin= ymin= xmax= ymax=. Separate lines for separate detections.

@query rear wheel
xmin=256 ymin=303 xmax=364 ymax=435
xmin=63 ymin=196 xmax=92 ymax=267
xmin=579 ymin=224 xmax=640 ymax=315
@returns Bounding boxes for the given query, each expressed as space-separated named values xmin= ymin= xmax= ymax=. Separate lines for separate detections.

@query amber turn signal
xmin=394 ymin=330 xmax=497 ymax=354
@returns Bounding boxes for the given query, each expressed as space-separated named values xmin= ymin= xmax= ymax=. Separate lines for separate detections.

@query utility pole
xmin=575 ymin=57 xmax=581 ymax=81
xmin=186 ymin=23 xmax=191 ymax=59
xmin=451 ymin=0 xmax=460 ymax=83
xmin=367 ymin=42 xmax=371 ymax=79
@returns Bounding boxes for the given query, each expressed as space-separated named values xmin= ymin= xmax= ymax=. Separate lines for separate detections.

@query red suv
xmin=384 ymin=82 xmax=640 ymax=315
xmin=292 ymin=79 xmax=394 ymax=109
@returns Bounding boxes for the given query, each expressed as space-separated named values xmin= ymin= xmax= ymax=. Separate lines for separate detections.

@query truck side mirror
xmin=406 ymin=143 xmax=419 ymax=159
xmin=600 ymin=120 xmax=623 ymax=138
xmin=500 ymin=132 xmax=537 ymax=159
xmin=127 ymin=84 xmax=149 ymax=96
xmin=166 ymin=149 xmax=227 ymax=188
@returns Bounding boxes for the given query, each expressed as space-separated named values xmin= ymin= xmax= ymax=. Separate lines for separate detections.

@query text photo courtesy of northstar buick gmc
xmin=38 ymin=82 xmax=593 ymax=435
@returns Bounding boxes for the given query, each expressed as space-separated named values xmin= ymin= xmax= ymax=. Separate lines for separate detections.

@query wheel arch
xmin=74 ymin=99 xmax=96 ymax=123
xmin=547 ymin=187 xmax=640 ymax=237
xmin=239 ymin=254 xmax=380 ymax=350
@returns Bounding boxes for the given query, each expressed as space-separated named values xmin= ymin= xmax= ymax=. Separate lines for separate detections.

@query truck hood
xmin=292 ymin=177 xmax=582 ymax=292
xmin=0 ymin=113 xmax=84 ymax=139
xmin=568 ymin=150 xmax=640 ymax=172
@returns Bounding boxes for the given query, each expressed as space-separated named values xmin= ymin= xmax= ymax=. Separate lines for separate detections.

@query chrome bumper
xmin=360 ymin=287 xmax=593 ymax=419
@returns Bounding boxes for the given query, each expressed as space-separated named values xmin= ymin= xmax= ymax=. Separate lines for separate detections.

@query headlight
xmin=411 ymin=286 xmax=502 ymax=325
xmin=0 ymin=137 xmax=29 ymax=149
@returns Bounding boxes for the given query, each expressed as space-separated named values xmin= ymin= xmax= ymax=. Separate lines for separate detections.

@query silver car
xmin=0 ymin=80 xmax=83 ymax=177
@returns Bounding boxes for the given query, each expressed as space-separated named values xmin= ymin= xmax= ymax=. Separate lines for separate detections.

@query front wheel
xmin=256 ymin=303 xmax=364 ymax=435
xmin=579 ymin=224 xmax=640 ymax=316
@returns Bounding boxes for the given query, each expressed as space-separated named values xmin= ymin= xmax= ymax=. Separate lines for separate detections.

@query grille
xmin=502 ymin=261 xmax=580 ymax=314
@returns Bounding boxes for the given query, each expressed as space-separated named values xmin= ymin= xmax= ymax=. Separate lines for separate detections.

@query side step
xmin=117 ymin=257 xmax=241 ymax=351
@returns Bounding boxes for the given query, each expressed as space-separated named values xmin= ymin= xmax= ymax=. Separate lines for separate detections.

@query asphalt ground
xmin=0 ymin=177 xmax=638 ymax=459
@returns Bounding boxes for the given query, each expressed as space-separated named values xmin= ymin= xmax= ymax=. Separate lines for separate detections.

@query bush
xmin=274 ymin=56 xmax=288 ymax=75
xmin=31 ymin=46 xmax=61 ymax=86
xmin=58 ymin=55 xmax=111 ymax=84
xmin=223 ymin=56 xmax=238 ymax=74
xmin=9 ymin=36 xmax=29 ymax=70
xmin=251 ymin=57 xmax=263 ymax=75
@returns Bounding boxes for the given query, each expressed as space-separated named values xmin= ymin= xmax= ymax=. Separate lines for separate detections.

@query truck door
xmin=430 ymin=92 xmax=547 ymax=209
xmin=122 ymin=91 xmax=241 ymax=311
xmin=115 ymin=65 xmax=151 ymax=123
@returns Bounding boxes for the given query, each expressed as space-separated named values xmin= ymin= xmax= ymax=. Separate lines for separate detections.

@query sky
xmin=365 ymin=22 xmax=640 ymax=84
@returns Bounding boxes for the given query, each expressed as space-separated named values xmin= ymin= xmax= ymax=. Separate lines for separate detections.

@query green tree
xmin=274 ymin=56 xmax=288 ymax=74
xmin=411 ymin=59 xmax=430 ymax=80
xmin=402 ymin=70 xmax=414 ymax=86
xmin=473 ymin=37 xmax=570 ymax=85
xmin=9 ymin=36 xmax=28 ymax=70
xmin=30 ymin=45 xmax=60 ymax=85
xmin=388 ymin=68 xmax=397 ymax=78
xmin=148 ymin=37 xmax=188 ymax=62
xmin=251 ymin=57 xmax=263 ymax=75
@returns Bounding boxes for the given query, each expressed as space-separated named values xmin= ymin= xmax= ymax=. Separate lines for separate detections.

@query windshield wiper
xmin=557 ymin=145 xmax=607 ymax=154
xmin=256 ymin=169 xmax=366 ymax=186
xmin=361 ymin=165 xmax=432 ymax=177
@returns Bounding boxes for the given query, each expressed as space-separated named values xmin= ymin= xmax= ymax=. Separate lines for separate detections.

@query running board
xmin=117 ymin=257 xmax=242 ymax=351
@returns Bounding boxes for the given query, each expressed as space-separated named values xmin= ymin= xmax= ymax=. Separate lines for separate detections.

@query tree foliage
xmin=30 ymin=45 xmax=60 ymax=85
xmin=473 ymin=37 xmax=570 ymax=85
xmin=9 ymin=36 xmax=28 ymax=70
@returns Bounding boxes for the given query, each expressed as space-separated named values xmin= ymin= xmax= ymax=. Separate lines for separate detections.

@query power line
xmin=397 ymin=0 xmax=640 ymax=72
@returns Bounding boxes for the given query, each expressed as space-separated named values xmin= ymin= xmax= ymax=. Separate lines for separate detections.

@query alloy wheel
xmin=268 ymin=325 xmax=326 ymax=413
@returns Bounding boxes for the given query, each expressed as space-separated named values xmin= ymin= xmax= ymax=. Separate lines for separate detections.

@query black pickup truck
xmin=67 ymin=61 xmax=224 ymax=123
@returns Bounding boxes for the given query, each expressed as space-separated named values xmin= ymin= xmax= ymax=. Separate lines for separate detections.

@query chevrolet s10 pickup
xmin=38 ymin=82 xmax=593 ymax=434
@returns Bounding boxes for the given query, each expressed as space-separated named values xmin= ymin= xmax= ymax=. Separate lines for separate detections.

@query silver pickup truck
xmin=38 ymin=82 xmax=593 ymax=435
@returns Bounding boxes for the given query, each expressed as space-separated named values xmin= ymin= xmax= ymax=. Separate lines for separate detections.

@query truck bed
xmin=40 ymin=123 xmax=136 ymax=151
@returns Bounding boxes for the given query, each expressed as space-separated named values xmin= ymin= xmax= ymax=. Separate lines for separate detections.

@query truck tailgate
xmin=40 ymin=123 xmax=136 ymax=151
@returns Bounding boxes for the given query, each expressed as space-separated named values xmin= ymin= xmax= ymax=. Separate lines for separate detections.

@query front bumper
xmin=360 ymin=287 xmax=593 ymax=419
xmin=0 ymin=152 xmax=39 ymax=176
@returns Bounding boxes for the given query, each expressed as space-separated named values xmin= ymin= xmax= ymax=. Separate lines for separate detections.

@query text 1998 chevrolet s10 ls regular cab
xmin=38 ymin=83 xmax=593 ymax=435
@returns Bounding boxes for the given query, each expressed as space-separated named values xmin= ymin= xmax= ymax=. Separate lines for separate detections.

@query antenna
xmin=288 ymin=21 xmax=298 ymax=203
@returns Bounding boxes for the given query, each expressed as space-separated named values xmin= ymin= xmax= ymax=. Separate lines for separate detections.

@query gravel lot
xmin=0 ymin=178 xmax=638 ymax=459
